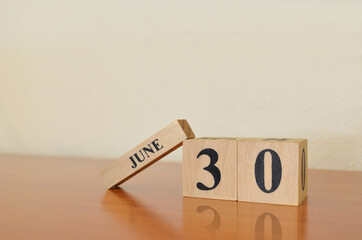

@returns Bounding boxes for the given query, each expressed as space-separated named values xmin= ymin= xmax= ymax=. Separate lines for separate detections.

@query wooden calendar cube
xmin=237 ymin=138 xmax=307 ymax=205
xmin=183 ymin=138 xmax=238 ymax=200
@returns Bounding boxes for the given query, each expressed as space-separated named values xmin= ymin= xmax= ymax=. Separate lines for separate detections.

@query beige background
xmin=0 ymin=1 xmax=361 ymax=170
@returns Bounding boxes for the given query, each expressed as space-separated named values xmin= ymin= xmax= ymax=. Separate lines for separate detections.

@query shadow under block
xmin=237 ymin=138 xmax=308 ymax=206
xmin=100 ymin=120 xmax=195 ymax=188
xmin=183 ymin=138 xmax=237 ymax=200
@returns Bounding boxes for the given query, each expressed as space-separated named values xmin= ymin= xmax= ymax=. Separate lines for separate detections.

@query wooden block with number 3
xmin=183 ymin=138 xmax=238 ymax=200
xmin=237 ymin=138 xmax=308 ymax=205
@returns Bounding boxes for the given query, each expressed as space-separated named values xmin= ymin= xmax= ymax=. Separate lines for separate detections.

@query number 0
xmin=254 ymin=149 xmax=282 ymax=193
xmin=301 ymin=149 xmax=306 ymax=190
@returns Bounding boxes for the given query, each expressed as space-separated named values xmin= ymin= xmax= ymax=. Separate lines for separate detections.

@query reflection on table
xmin=183 ymin=197 xmax=307 ymax=240
xmin=102 ymin=188 xmax=181 ymax=239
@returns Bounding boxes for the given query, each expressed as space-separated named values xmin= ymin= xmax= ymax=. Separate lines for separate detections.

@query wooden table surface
xmin=0 ymin=154 xmax=361 ymax=240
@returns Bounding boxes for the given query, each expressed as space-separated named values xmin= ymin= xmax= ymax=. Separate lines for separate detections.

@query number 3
xmin=196 ymin=148 xmax=221 ymax=191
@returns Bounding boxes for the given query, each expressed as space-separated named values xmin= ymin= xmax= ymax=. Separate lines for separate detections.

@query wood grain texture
xmin=0 ymin=154 xmax=361 ymax=240
xmin=100 ymin=119 xmax=195 ymax=188
xmin=183 ymin=138 xmax=237 ymax=200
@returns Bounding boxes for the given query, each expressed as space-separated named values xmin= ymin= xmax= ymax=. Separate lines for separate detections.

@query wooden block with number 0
xmin=237 ymin=138 xmax=308 ymax=205
xmin=183 ymin=138 xmax=238 ymax=200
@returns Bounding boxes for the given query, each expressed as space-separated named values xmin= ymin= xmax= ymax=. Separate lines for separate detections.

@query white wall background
xmin=0 ymin=0 xmax=361 ymax=170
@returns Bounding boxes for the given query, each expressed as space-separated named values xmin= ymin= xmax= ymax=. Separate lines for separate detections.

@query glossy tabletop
xmin=0 ymin=154 xmax=361 ymax=240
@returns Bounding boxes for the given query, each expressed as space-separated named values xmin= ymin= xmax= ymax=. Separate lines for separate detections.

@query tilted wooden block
xmin=183 ymin=138 xmax=238 ymax=200
xmin=237 ymin=138 xmax=308 ymax=205
xmin=100 ymin=119 xmax=195 ymax=188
